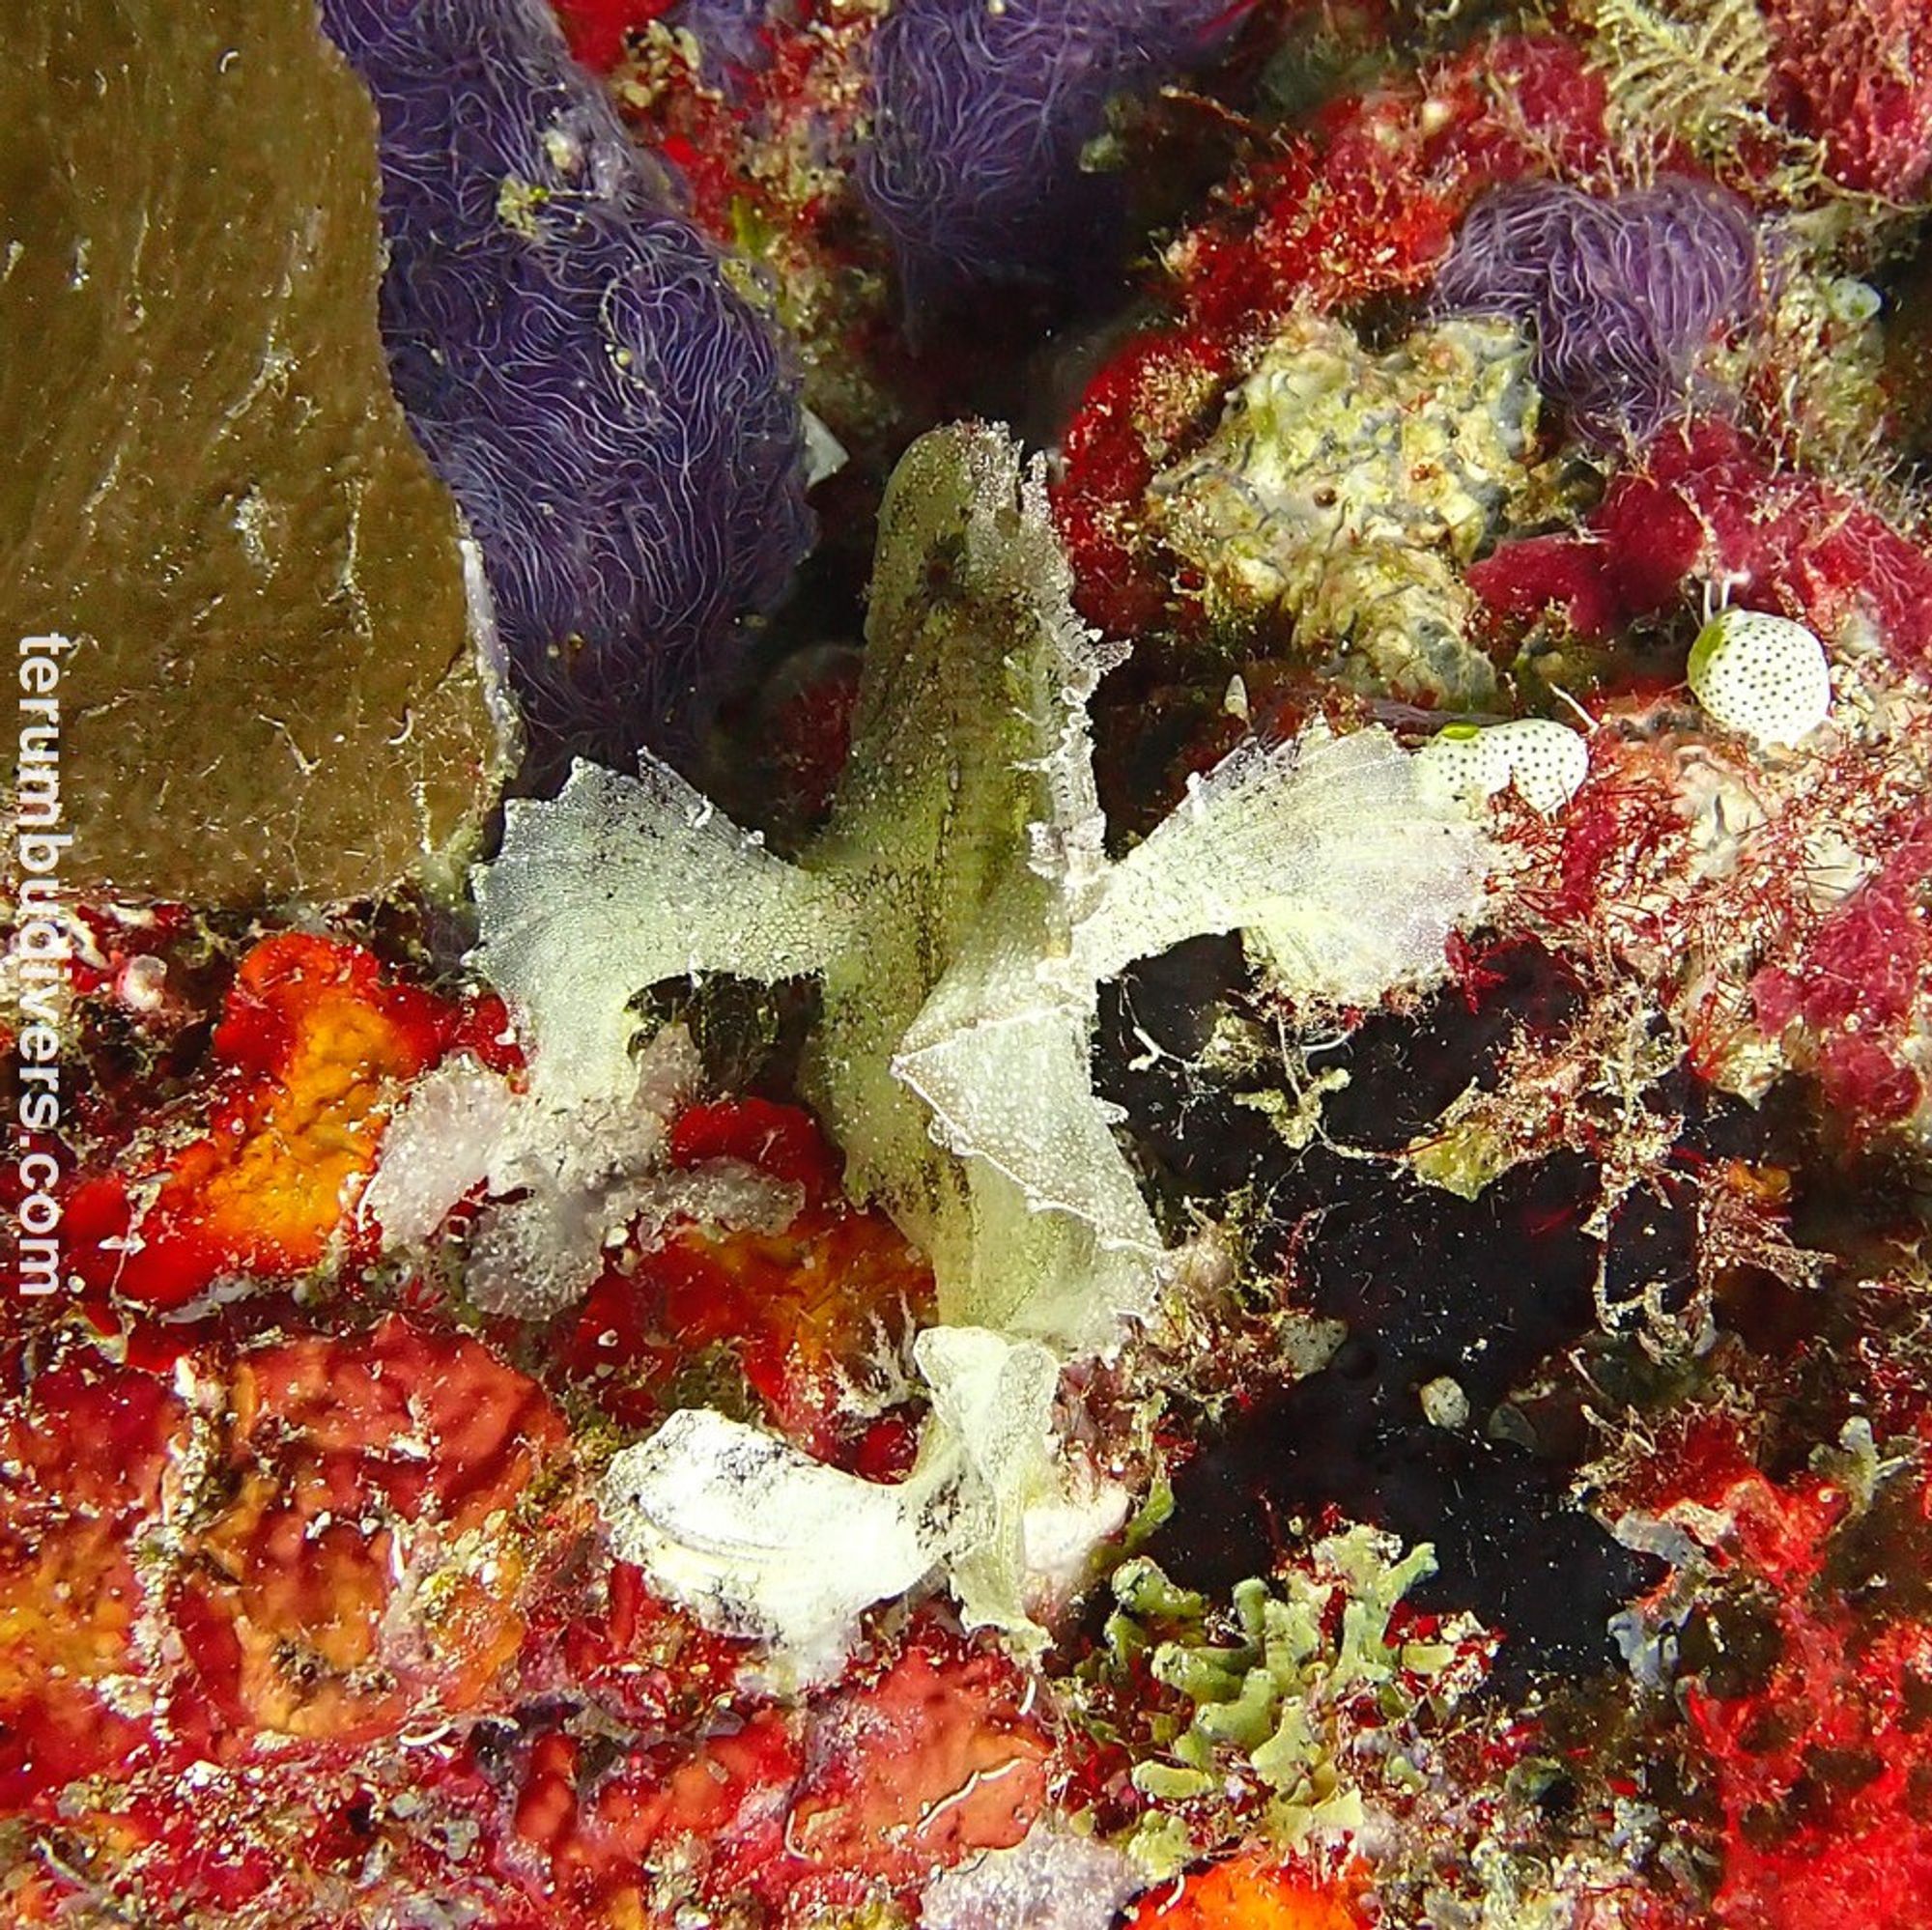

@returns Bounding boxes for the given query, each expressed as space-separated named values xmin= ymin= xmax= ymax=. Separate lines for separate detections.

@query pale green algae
xmin=1151 ymin=313 xmax=1547 ymax=708
xmin=474 ymin=422 xmax=1495 ymax=1355
xmin=1080 ymin=1533 xmax=1489 ymax=1878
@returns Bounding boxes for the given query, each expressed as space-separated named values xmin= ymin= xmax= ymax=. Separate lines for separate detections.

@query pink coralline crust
xmin=179 ymin=1316 xmax=578 ymax=1746
xmin=1468 ymin=419 xmax=1932 ymax=676
xmin=0 ymin=1352 xmax=185 ymax=1807
xmin=1763 ymin=0 xmax=1932 ymax=200
xmin=481 ymin=1710 xmax=808 ymax=1919
xmin=470 ymin=1619 xmax=1053 ymax=1925
xmin=1750 ymin=814 xmax=1932 ymax=1125
xmin=782 ymin=1628 xmax=1051 ymax=1896
xmin=0 ymin=1322 xmax=614 ymax=1923
xmin=2 ymin=1308 xmax=1058 ymax=1923
xmin=540 ymin=1555 xmax=751 ymax=1732
xmin=548 ymin=1095 xmax=934 ymax=1464
xmin=0 ymin=1320 xmax=578 ymax=1811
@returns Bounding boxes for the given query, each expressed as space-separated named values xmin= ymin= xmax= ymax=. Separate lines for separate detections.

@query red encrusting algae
xmin=63 ymin=933 xmax=512 ymax=1309
xmin=1763 ymin=0 xmax=1932 ymax=200
xmin=1469 ymin=418 xmax=1932 ymax=677
xmin=1669 ymin=1443 xmax=1932 ymax=1929
xmin=553 ymin=1095 xmax=935 ymax=1463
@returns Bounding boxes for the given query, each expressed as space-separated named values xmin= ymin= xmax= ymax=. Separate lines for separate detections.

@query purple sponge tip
xmin=858 ymin=0 xmax=1238 ymax=322
xmin=319 ymin=0 xmax=812 ymax=766
xmin=1433 ymin=177 xmax=1759 ymax=449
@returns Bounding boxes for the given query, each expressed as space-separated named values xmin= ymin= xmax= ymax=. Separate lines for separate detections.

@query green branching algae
xmin=1079 ymin=1535 xmax=1492 ymax=1879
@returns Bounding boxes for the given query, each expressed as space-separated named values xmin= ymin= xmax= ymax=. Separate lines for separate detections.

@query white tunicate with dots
xmin=1413 ymin=717 xmax=1590 ymax=815
xmin=1687 ymin=608 xmax=1833 ymax=748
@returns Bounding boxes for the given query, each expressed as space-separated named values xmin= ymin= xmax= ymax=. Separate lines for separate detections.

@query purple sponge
xmin=858 ymin=0 xmax=1237 ymax=321
xmin=1432 ymin=177 xmax=1759 ymax=449
xmin=318 ymin=0 xmax=811 ymax=765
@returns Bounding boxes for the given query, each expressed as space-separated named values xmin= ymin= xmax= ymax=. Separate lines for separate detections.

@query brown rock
xmin=1 ymin=0 xmax=512 ymax=903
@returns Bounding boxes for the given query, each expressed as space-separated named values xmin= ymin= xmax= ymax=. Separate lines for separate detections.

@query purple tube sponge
xmin=317 ymin=0 xmax=811 ymax=765
xmin=1432 ymin=178 xmax=1759 ymax=449
xmin=858 ymin=0 xmax=1238 ymax=320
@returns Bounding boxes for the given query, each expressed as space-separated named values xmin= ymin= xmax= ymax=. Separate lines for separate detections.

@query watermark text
xmin=11 ymin=633 xmax=75 ymax=1297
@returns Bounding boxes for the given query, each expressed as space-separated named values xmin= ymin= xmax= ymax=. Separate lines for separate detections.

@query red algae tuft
xmin=1471 ymin=419 xmax=1932 ymax=675
xmin=1764 ymin=0 xmax=1932 ymax=199
xmin=553 ymin=1096 xmax=934 ymax=1459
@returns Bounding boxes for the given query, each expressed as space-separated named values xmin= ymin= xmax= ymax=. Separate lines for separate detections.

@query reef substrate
xmin=8 ymin=1 xmax=1932 ymax=1926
